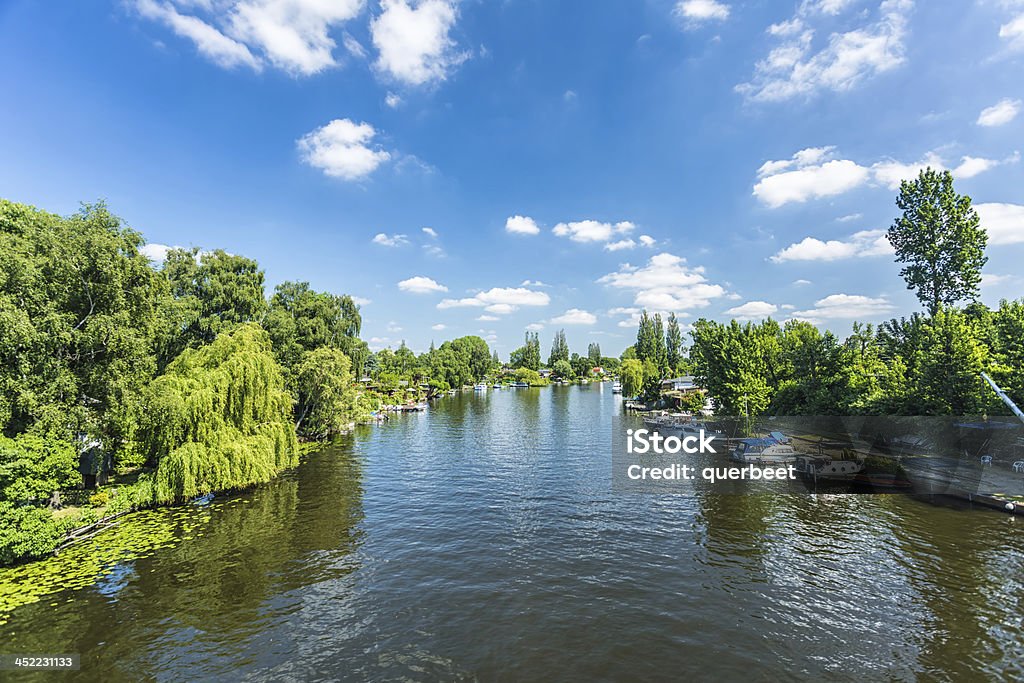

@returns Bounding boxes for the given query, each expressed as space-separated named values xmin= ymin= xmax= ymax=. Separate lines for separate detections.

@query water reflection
xmin=1 ymin=386 xmax=1021 ymax=681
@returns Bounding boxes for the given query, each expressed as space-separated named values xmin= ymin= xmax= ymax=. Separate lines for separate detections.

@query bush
xmin=0 ymin=503 xmax=62 ymax=565
xmin=88 ymin=491 xmax=110 ymax=507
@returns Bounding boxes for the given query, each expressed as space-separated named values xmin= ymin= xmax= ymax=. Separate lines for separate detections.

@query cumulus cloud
xmin=371 ymin=0 xmax=466 ymax=86
xmin=135 ymin=0 xmax=262 ymax=70
xmin=999 ymin=12 xmax=1024 ymax=52
xmin=298 ymin=119 xmax=391 ymax=180
xmin=431 ymin=323 xmax=446 ymax=330
xmin=553 ymin=219 xmax=635 ymax=243
xmin=372 ymin=232 xmax=408 ymax=246
xmin=737 ymin=0 xmax=913 ymax=102
xmin=398 ymin=276 xmax=448 ymax=294
xmin=526 ymin=323 xmax=545 ymax=331
xmin=756 ymin=146 xmax=1016 ymax=206
xmin=976 ymin=202 xmax=1024 ymax=245
xmin=350 ymin=296 xmax=372 ymax=306
xmin=599 ymin=252 xmax=727 ymax=313
xmin=133 ymin=0 xmax=362 ymax=75
xmin=437 ymin=287 xmax=550 ymax=312
xmin=754 ymin=148 xmax=870 ymax=207
xmin=140 ymin=242 xmax=179 ymax=262
xmin=639 ymin=235 xmax=656 ymax=247
xmin=549 ymin=308 xmax=598 ymax=325
xmin=674 ymin=0 xmax=730 ymax=26
xmin=978 ymin=98 xmax=1022 ymax=127
xmin=724 ymin=301 xmax=778 ymax=320
xmin=384 ymin=91 xmax=402 ymax=108
xmin=476 ymin=314 xmax=499 ymax=321
xmin=771 ymin=229 xmax=893 ymax=262
xmin=605 ymin=239 xmax=636 ymax=252
xmin=422 ymin=226 xmax=438 ymax=238
xmin=520 ymin=279 xmax=548 ymax=287
xmin=792 ymin=293 xmax=894 ymax=322
xmin=505 ymin=215 xmax=540 ymax=235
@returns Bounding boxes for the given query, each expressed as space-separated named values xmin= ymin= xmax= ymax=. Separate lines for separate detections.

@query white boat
xmin=731 ymin=438 xmax=799 ymax=465
xmin=474 ymin=383 xmax=488 ymax=391
xmin=794 ymin=454 xmax=864 ymax=481
xmin=612 ymin=381 xmax=622 ymax=394
xmin=643 ymin=413 xmax=724 ymax=440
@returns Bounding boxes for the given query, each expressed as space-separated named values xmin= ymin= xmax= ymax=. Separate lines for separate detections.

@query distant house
xmin=538 ymin=368 xmax=552 ymax=378
xmin=661 ymin=376 xmax=700 ymax=392
xmin=591 ymin=367 xmax=604 ymax=376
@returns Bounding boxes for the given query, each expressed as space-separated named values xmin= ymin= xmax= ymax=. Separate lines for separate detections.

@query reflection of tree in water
xmin=1 ymin=443 xmax=365 ymax=682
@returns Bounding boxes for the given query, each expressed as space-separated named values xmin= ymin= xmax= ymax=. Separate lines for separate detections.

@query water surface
xmin=3 ymin=385 xmax=1023 ymax=681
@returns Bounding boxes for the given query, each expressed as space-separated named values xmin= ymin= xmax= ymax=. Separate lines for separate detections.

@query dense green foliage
xmin=620 ymin=359 xmax=644 ymax=398
xmin=548 ymin=330 xmax=570 ymax=367
xmin=510 ymin=332 xmax=541 ymax=371
xmin=888 ymin=168 xmax=987 ymax=316
xmin=141 ymin=324 xmax=298 ymax=503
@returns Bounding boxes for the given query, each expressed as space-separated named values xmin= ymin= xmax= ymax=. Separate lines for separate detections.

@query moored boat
xmin=731 ymin=438 xmax=799 ymax=465
xmin=794 ymin=454 xmax=864 ymax=481
xmin=612 ymin=381 xmax=622 ymax=394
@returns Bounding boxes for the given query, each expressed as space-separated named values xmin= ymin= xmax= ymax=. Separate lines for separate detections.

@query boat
xmin=474 ymin=383 xmax=488 ymax=391
xmin=731 ymin=438 xmax=800 ymax=465
xmin=612 ymin=381 xmax=622 ymax=394
xmin=643 ymin=413 xmax=724 ymax=440
xmin=492 ymin=383 xmax=502 ymax=388
xmin=511 ymin=381 xmax=530 ymax=388
xmin=793 ymin=454 xmax=863 ymax=481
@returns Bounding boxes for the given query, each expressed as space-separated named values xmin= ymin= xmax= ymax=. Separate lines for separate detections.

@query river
xmin=2 ymin=384 xmax=1023 ymax=681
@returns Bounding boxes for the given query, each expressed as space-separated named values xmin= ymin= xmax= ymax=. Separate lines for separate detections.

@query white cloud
xmin=228 ymin=0 xmax=363 ymax=75
xmin=976 ymin=202 xmax=1024 ymax=245
xmin=520 ymin=279 xmax=548 ymax=287
xmin=999 ymin=12 xmax=1024 ymax=52
xmin=398 ymin=276 xmax=448 ymax=294
xmin=476 ymin=314 xmax=499 ymax=321
xmin=737 ymin=0 xmax=913 ymax=102
xmin=978 ymin=98 xmax=1022 ymax=127
xmin=675 ymin=0 xmax=730 ymax=26
xmin=298 ymin=119 xmax=391 ymax=180
xmin=387 ymin=321 xmax=403 ymax=332
xmin=437 ymin=287 xmax=550 ymax=312
xmin=384 ymin=91 xmax=402 ymax=108
xmin=792 ymin=293 xmax=894 ymax=322
xmin=725 ymin=301 xmax=778 ymax=320
xmin=599 ymin=252 xmax=727 ymax=313
xmin=371 ymin=0 xmax=466 ymax=86
xmin=754 ymin=152 xmax=870 ymax=207
xmin=768 ymin=18 xmax=804 ymax=36
xmin=372 ymin=232 xmax=408 ymax=246
xmin=431 ymin=323 xmax=446 ymax=331
xmin=638 ymin=235 xmax=656 ymax=247
xmin=134 ymin=0 xmax=262 ymax=71
xmin=422 ymin=226 xmax=438 ymax=238
xmin=140 ymin=242 xmax=179 ymax=262
xmin=794 ymin=279 xmax=813 ymax=286
xmin=605 ymin=239 xmax=636 ymax=252
xmin=505 ymin=215 xmax=540 ymax=235
xmin=872 ymin=151 xmax=1018 ymax=189
xmin=837 ymin=213 xmax=862 ymax=222
xmin=981 ymin=273 xmax=1017 ymax=288
xmin=350 ymin=296 xmax=372 ymax=306
xmin=342 ymin=31 xmax=366 ymax=59
xmin=134 ymin=0 xmax=363 ymax=75
xmin=526 ymin=323 xmax=545 ymax=331
xmin=553 ymin=219 xmax=634 ymax=243
xmin=771 ymin=229 xmax=893 ymax=262
xmin=549 ymin=308 xmax=598 ymax=325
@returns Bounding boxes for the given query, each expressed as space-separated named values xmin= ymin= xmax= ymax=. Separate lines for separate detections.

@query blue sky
xmin=2 ymin=0 xmax=1023 ymax=356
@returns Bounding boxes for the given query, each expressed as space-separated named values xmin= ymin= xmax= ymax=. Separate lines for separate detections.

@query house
xmin=538 ymin=368 xmax=552 ymax=378
xmin=660 ymin=376 xmax=699 ymax=392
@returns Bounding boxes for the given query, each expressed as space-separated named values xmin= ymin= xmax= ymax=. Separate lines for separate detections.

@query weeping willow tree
xmin=140 ymin=323 xmax=298 ymax=504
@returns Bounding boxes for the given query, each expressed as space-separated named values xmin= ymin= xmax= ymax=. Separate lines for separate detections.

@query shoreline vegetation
xmin=2 ymin=169 xmax=1023 ymax=566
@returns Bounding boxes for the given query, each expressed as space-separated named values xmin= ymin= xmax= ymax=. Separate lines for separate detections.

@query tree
xmin=161 ymin=248 xmax=269 ymax=363
xmin=264 ymin=281 xmax=365 ymax=375
xmin=0 ymin=200 xmax=166 ymax=462
xmin=293 ymin=347 xmax=360 ymax=439
xmin=570 ymin=353 xmax=591 ymax=379
xmin=888 ymin=168 xmax=987 ymax=316
xmin=548 ymin=329 xmax=570 ymax=367
xmin=552 ymin=359 xmax=573 ymax=380
xmin=140 ymin=324 xmax=297 ymax=504
xmin=511 ymin=331 xmax=540 ymax=371
xmin=635 ymin=311 xmax=667 ymax=375
xmin=587 ymin=342 xmax=602 ymax=368
xmin=620 ymin=359 xmax=644 ymax=398
xmin=666 ymin=313 xmax=683 ymax=373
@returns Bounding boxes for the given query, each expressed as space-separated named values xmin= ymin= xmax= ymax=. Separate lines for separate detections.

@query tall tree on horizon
xmin=887 ymin=168 xmax=987 ymax=316
xmin=666 ymin=313 xmax=683 ymax=374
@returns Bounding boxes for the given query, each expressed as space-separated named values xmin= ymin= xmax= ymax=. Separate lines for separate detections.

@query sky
xmin=1 ymin=0 xmax=1023 ymax=357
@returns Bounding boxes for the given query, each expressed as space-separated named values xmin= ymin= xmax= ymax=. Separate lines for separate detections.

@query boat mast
xmin=981 ymin=372 xmax=1024 ymax=426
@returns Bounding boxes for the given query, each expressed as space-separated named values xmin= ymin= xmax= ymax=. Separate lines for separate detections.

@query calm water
xmin=3 ymin=385 xmax=1023 ymax=681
